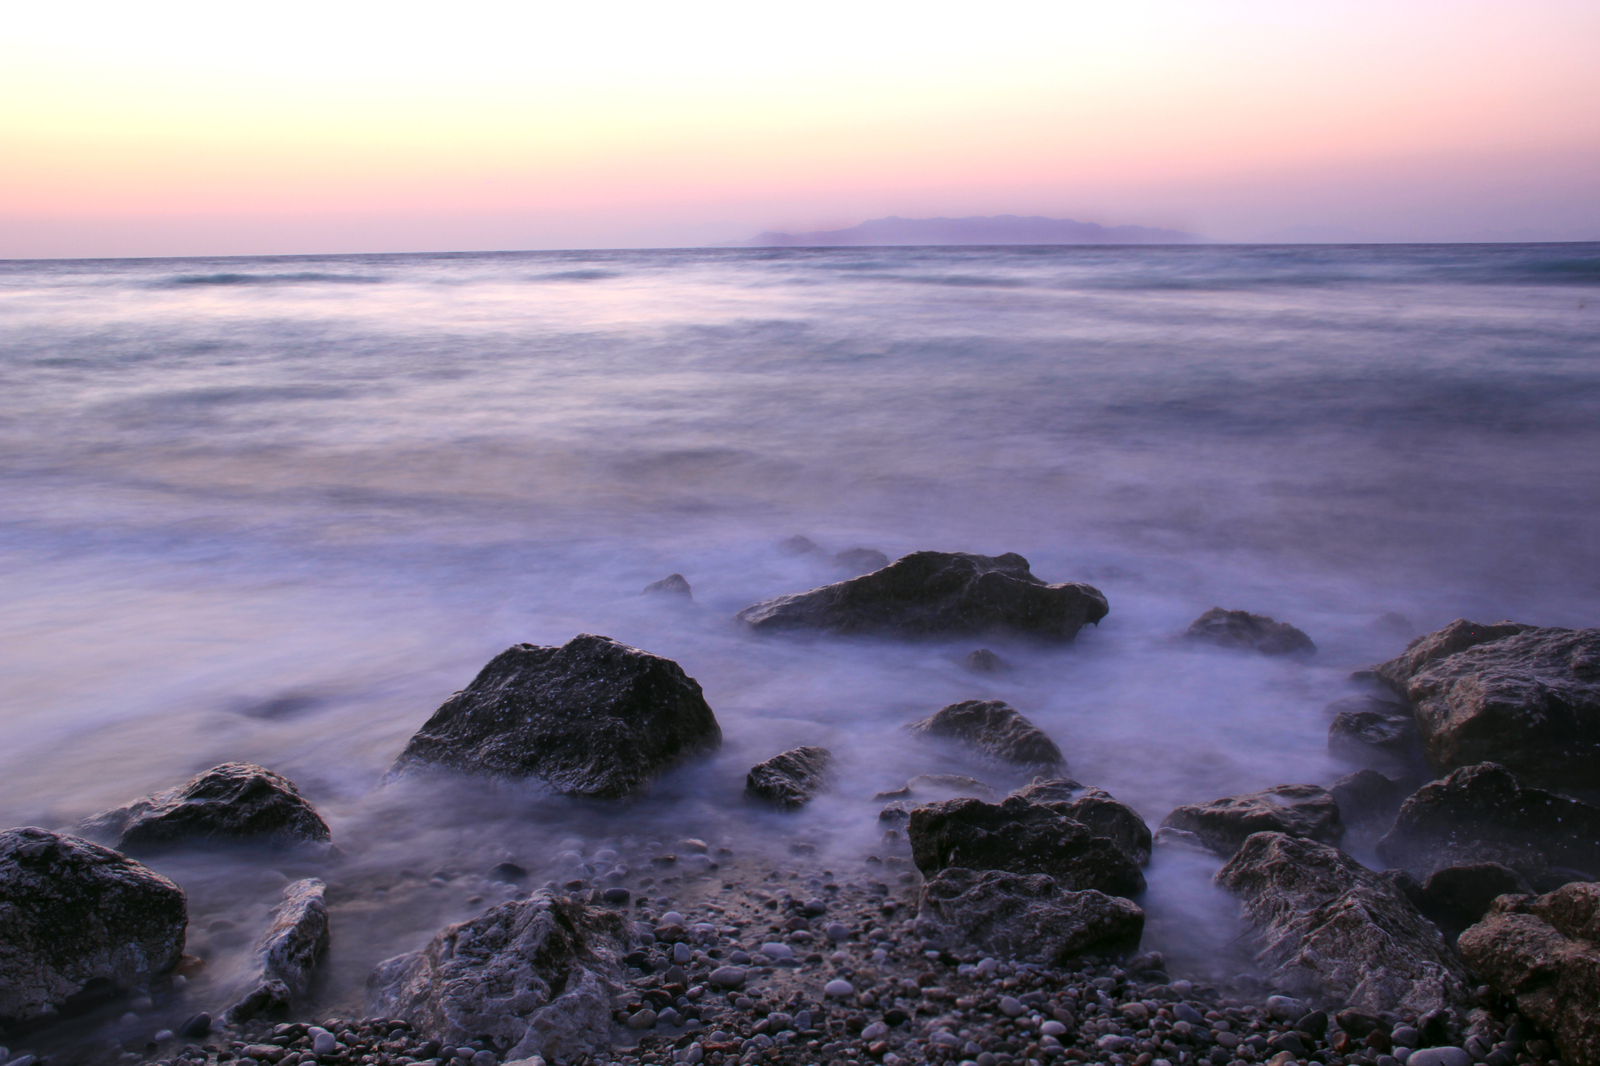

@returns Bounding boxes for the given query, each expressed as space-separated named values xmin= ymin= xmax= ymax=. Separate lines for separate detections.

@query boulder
xmin=735 ymin=551 xmax=1108 ymax=642
xmin=744 ymin=747 xmax=833 ymax=810
xmin=1183 ymin=608 xmax=1315 ymax=656
xmin=368 ymin=892 xmax=634 ymax=1062
xmin=1157 ymin=784 xmax=1343 ymax=859
xmin=906 ymin=699 xmax=1064 ymax=771
xmin=76 ymin=763 xmax=331 ymax=855
xmin=390 ymin=634 xmax=722 ymax=799
xmin=915 ymin=868 xmax=1144 ymax=964
xmin=833 ymin=548 xmax=890 ymax=575
xmin=1216 ymin=831 xmax=1473 ymax=1014
xmin=1329 ymin=770 xmax=1405 ymax=829
xmin=907 ymin=795 xmax=1146 ymax=897
xmin=225 ymin=878 xmax=330 ymax=1022
xmin=642 ymin=574 xmax=691 ymax=598
xmin=1416 ymin=863 xmax=1533 ymax=937
xmin=1457 ymin=881 xmax=1600 ymax=1066
xmin=1375 ymin=763 xmax=1600 ymax=887
xmin=1327 ymin=696 xmax=1419 ymax=769
xmin=0 ymin=827 xmax=187 ymax=1025
xmin=1009 ymin=780 xmax=1152 ymax=866
xmin=1370 ymin=621 xmax=1600 ymax=789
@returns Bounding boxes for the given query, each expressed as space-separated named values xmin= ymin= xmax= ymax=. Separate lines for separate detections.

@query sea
xmin=1 ymin=243 xmax=1597 ymax=1041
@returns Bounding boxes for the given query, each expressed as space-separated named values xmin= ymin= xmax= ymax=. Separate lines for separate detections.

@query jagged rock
xmin=75 ymin=763 xmax=331 ymax=856
xmin=1416 ymin=863 xmax=1534 ymax=936
xmin=907 ymin=795 xmax=1146 ymax=896
xmin=833 ymin=548 xmax=890 ymax=575
xmin=1327 ymin=695 xmax=1419 ymax=769
xmin=390 ymin=634 xmax=722 ymax=798
xmin=1157 ymin=784 xmax=1344 ymax=859
xmin=1376 ymin=763 xmax=1600 ymax=887
xmin=906 ymin=699 xmax=1064 ymax=771
xmin=962 ymin=648 xmax=1008 ymax=674
xmin=873 ymin=774 xmax=998 ymax=803
xmin=0 ymin=827 xmax=187 ymax=1025
xmin=735 ymin=551 xmax=1107 ymax=641
xmin=642 ymin=574 xmax=691 ymax=598
xmin=745 ymin=747 xmax=833 ymax=809
xmin=1370 ymin=621 xmax=1600 ymax=789
xmin=1009 ymin=780 xmax=1152 ymax=866
xmin=1183 ymin=608 xmax=1315 ymax=655
xmin=225 ymin=878 xmax=329 ymax=1022
xmin=1330 ymin=770 xmax=1405 ymax=829
xmin=1216 ymin=831 xmax=1473 ymax=1014
xmin=368 ymin=892 xmax=633 ymax=1061
xmin=915 ymin=868 xmax=1144 ymax=963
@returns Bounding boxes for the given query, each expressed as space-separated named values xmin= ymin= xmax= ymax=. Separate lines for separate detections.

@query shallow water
xmin=1 ymin=244 xmax=1597 ymax=1038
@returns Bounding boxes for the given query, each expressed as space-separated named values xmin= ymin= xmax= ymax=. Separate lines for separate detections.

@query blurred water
xmin=1 ymin=244 xmax=1597 ymax=1031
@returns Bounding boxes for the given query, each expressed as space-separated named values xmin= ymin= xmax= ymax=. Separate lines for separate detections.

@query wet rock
xmin=1458 ymin=881 xmax=1600 ymax=1066
xmin=1216 ymin=831 xmax=1472 ymax=1014
xmin=962 ymin=648 xmax=1008 ymax=674
xmin=745 ymin=746 xmax=833 ymax=810
xmin=0 ymin=827 xmax=187 ymax=1025
xmin=915 ymin=867 xmax=1144 ymax=963
xmin=833 ymin=548 xmax=890 ymax=575
xmin=777 ymin=534 xmax=819 ymax=555
xmin=1327 ymin=696 xmax=1420 ymax=769
xmin=390 ymin=633 xmax=722 ymax=798
xmin=368 ymin=891 xmax=633 ymax=1061
xmin=735 ymin=551 xmax=1108 ymax=642
xmin=1010 ymin=780 xmax=1152 ymax=865
xmin=225 ymin=877 xmax=330 ymax=1022
xmin=906 ymin=699 xmax=1064 ymax=771
xmin=1416 ymin=863 xmax=1534 ymax=936
xmin=1158 ymin=784 xmax=1344 ymax=859
xmin=874 ymin=774 xmax=998 ymax=803
xmin=75 ymin=763 xmax=331 ymax=855
xmin=1183 ymin=608 xmax=1316 ymax=655
xmin=1370 ymin=621 xmax=1600 ymax=789
xmin=1330 ymin=770 xmax=1405 ymax=829
xmin=643 ymin=574 xmax=692 ymax=598
xmin=907 ymin=795 xmax=1146 ymax=896
xmin=1376 ymin=763 xmax=1600 ymax=885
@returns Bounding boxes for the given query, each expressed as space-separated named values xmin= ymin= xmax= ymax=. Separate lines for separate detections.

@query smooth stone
xmin=312 ymin=1030 xmax=337 ymax=1055
xmin=627 ymin=1009 xmax=658 ymax=1030
xmin=824 ymin=979 xmax=854 ymax=997
xmin=1408 ymin=1049 xmax=1472 ymax=1066
xmin=662 ymin=911 xmax=685 ymax=925
xmin=709 ymin=966 xmax=747 ymax=989
xmin=825 ymin=922 xmax=849 ymax=941
xmin=1042 ymin=1021 xmax=1067 ymax=1036
xmin=999 ymin=995 xmax=1025 ymax=1017
xmin=1175 ymin=1004 xmax=1206 ymax=1025
xmin=673 ymin=942 xmax=691 ymax=964
xmin=760 ymin=942 xmax=794 ymax=959
xmin=1392 ymin=1027 xmax=1421 ymax=1049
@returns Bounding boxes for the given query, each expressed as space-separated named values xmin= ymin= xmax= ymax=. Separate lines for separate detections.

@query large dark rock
xmin=1370 ymin=620 xmax=1600 ymax=789
xmin=76 ymin=763 xmax=331 ymax=855
xmin=735 ymin=551 xmax=1108 ymax=641
xmin=1376 ymin=763 xmax=1600 ymax=887
xmin=1327 ymin=695 xmax=1419 ymax=769
xmin=391 ymin=634 xmax=722 ymax=798
xmin=1183 ymin=608 xmax=1315 ymax=655
xmin=745 ymin=746 xmax=833 ymax=810
xmin=1010 ymin=780 xmax=1152 ymax=866
xmin=1216 ymin=831 xmax=1472 ymax=1014
xmin=1329 ymin=770 xmax=1405 ymax=830
xmin=1157 ymin=784 xmax=1344 ymax=859
xmin=915 ymin=868 xmax=1144 ymax=964
xmin=1458 ymin=882 xmax=1600 ymax=1066
xmin=906 ymin=699 xmax=1064 ymax=771
xmin=0 ymin=827 xmax=187 ymax=1025
xmin=642 ymin=574 xmax=691 ymax=598
xmin=369 ymin=892 xmax=634 ymax=1061
xmin=1416 ymin=863 xmax=1534 ymax=937
xmin=833 ymin=548 xmax=890 ymax=575
xmin=907 ymin=795 xmax=1146 ymax=897
xmin=225 ymin=877 xmax=329 ymax=1022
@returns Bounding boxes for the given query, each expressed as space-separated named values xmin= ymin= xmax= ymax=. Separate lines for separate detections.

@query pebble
xmin=1266 ymin=995 xmax=1305 ymax=1021
xmin=311 ymin=1028 xmax=338 ymax=1055
xmin=1041 ymin=1021 xmax=1067 ymax=1037
xmin=662 ymin=911 xmax=685 ymax=925
xmin=761 ymin=942 xmax=795 ymax=959
xmin=627 ymin=1008 xmax=659 ymax=1029
xmin=998 ymin=995 xmax=1025 ymax=1017
xmin=1409 ymin=1049 xmax=1472 ymax=1066
xmin=861 ymin=1022 xmax=889 ymax=1040
xmin=709 ymin=966 xmax=747 ymax=989
xmin=1174 ymin=1003 xmax=1206 ymax=1025
xmin=824 ymin=979 xmax=854 ymax=997
xmin=674 ymin=941 xmax=692 ymax=964
xmin=825 ymin=922 xmax=850 ymax=941
xmin=1392 ymin=1026 xmax=1422 ymax=1048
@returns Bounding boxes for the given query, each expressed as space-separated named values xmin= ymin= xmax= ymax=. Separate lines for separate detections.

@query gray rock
xmin=1183 ymin=608 xmax=1315 ymax=655
xmin=1331 ymin=770 xmax=1405 ymax=829
xmin=1009 ymin=780 xmax=1152 ymax=866
xmin=1327 ymin=696 xmax=1420 ymax=769
xmin=1159 ymin=784 xmax=1344 ymax=858
xmin=1416 ymin=863 xmax=1534 ymax=935
xmin=735 ymin=551 xmax=1108 ymax=642
xmin=915 ymin=867 xmax=1144 ymax=964
xmin=224 ymin=878 xmax=329 ymax=1022
xmin=0 ymin=827 xmax=187 ymax=1025
xmin=708 ymin=966 xmax=746 ymax=989
xmin=1372 ymin=618 xmax=1536 ymax=691
xmin=1215 ymin=831 xmax=1472 ymax=1014
xmin=1408 ymin=1049 xmax=1472 ymax=1066
xmin=744 ymin=747 xmax=833 ymax=810
xmin=390 ymin=634 xmax=722 ymax=798
xmin=777 ymin=534 xmax=818 ymax=555
xmin=75 ymin=763 xmax=331 ymax=855
xmin=962 ymin=648 xmax=1008 ymax=674
xmin=642 ymin=574 xmax=692 ymax=598
xmin=368 ymin=892 xmax=633 ymax=1062
xmin=833 ymin=548 xmax=890 ymax=575
xmin=906 ymin=699 xmax=1064 ymax=771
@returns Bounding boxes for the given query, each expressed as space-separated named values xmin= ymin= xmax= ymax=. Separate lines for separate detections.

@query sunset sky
xmin=3 ymin=0 xmax=1597 ymax=257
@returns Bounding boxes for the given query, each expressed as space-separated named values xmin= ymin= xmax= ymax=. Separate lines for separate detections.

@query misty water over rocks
xmin=0 ymin=244 xmax=1597 ymax=1058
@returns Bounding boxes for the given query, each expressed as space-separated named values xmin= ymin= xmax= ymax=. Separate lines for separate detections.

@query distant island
xmin=735 ymin=214 xmax=1208 ymax=246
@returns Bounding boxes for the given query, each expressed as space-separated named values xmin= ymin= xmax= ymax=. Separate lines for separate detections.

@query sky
xmin=2 ymin=0 xmax=1597 ymax=257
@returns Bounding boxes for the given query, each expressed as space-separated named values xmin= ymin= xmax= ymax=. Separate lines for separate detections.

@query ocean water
xmin=1 ymin=243 xmax=1597 ymax=1036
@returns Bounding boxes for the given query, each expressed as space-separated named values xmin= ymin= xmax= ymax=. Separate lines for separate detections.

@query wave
xmin=160 ymin=271 xmax=385 ymax=287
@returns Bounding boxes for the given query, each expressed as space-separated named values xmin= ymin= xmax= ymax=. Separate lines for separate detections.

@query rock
xmin=1457 ymin=881 xmax=1600 ymax=1066
xmin=1416 ymin=863 xmax=1534 ymax=935
xmin=824 ymin=979 xmax=854 ymax=997
xmin=1158 ymin=784 xmax=1344 ymax=859
xmin=906 ymin=700 xmax=1064 ymax=771
xmin=914 ymin=868 xmax=1144 ymax=964
xmin=75 ymin=763 xmax=331 ymax=855
xmin=777 ymin=535 xmax=818 ymax=555
xmin=0 ymin=827 xmax=187 ymax=1025
xmin=962 ymin=648 xmax=1008 ymax=674
xmin=1408 ymin=1049 xmax=1472 ymax=1066
xmin=1327 ymin=696 xmax=1420 ymax=769
xmin=390 ymin=634 xmax=722 ymax=798
xmin=745 ymin=747 xmax=833 ymax=810
xmin=1009 ymin=779 xmax=1151 ymax=865
xmin=1370 ymin=621 xmax=1600 ymax=789
xmin=1375 ymin=763 xmax=1600 ymax=885
xmin=368 ymin=892 xmax=633 ymax=1062
xmin=833 ymin=548 xmax=890 ymax=575
xmin=1006 ymin=777 xmax=1085 ymax=803
xmin=874 ymin=774 xmax=998 ymax=803
xmin=907 ymin=795 xmax=1146 ymax=896
xmin=1215 ymin=831 xmax=1472 ymax=1014
xmin=643 ymin=574 xmax=692 ymax=598
xmin=708 ymin=966 xmax=746 ymax=989
xmin=1330 ymin=770 xmax=1405 ymax=829
xmin=224 ymin=878 xmax=330 ymax=1022
xmin=1183 ymin=608 xmax=1315 ymax=655
xmin=735 ymin=551 xmax=1108 ymax=641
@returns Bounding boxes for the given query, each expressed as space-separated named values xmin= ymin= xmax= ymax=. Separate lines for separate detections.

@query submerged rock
xmin=1329 ymin=769 xmax=1404 ymax=830
xmin=1157 ymin=783 xmax=1344 ymax=859
xmin=874 ymin=774 xmax=999 ymax=803
xmin=1010 ymin=780 xmax=1152 ymax=866
xmin=735 ymin=551 xmax=1107 ymax=641
xmin=1327 ymin=695 xmax=1420 ymax=769
xmin=642 ymin=573 xmax=692 ymax=598
xmin=225 ymin=877 xmax=330 ymax=1022
xmin=0 ymin=827 xmax=187 ymax=1025
xmin=745 ymin=746 xmax=833 ymax=809
xmin=915 ymin=868 xmax=1143 ymax=964
xmin=833 ymin=547 xmax=890 ymax=575
xmin=1183 ymin=608 xmax=1315 ymax=655
xmin=962 ymin=648 xmax=1008 ymax=674
xmin=906 ymin=699 xmax=1064 ymax=771
xmin=390 ymin=633 xmax=722 ymax=798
